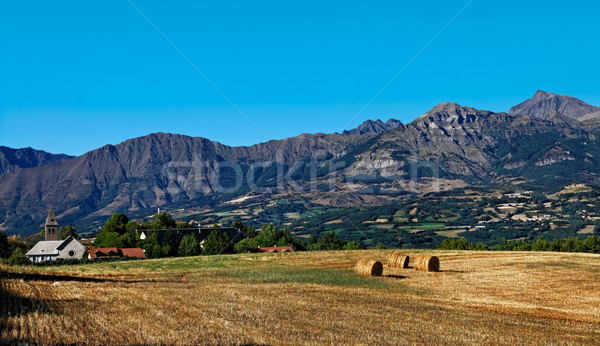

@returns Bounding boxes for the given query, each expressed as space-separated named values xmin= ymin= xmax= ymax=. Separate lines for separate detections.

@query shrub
xmin=8 ymin=247 xmax=29 ymax=266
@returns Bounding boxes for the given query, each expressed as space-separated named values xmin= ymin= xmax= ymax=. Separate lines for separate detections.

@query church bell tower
xmin=45 ymin=207 xmax=59 ymax=241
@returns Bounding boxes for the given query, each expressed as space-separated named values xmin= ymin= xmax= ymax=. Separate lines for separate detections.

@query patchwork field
xmin=2 ymin=250 xmax=600 ymax=344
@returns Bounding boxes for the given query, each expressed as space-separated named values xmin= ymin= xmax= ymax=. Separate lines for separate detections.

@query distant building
xmin=87 ymin=247 xmax=146 ymax=259
xmin=25 ymin=208 xmax=86 ymax=263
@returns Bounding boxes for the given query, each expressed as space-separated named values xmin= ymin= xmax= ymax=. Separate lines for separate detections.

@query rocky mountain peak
xmin=342 ymin=118 xmax=403 ymax=135
xmin=509 ymin=90 xmax=600 ymax=120
xmin=413 ymin=102 xmax=492 ymax=126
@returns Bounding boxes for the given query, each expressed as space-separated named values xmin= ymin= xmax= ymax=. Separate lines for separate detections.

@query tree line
xmin=437 ymin=235 xmax=600 ymax=254
xmin=1 ymin=211 xmax=365 ymax=265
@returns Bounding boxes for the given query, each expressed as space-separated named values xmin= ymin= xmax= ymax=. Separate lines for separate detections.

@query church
xmin=26 ymin=207 xmax=86 ymax=263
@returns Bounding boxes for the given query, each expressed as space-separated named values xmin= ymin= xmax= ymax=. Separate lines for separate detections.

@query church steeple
xmin=45 ymin=207 xmax=58 ymax=241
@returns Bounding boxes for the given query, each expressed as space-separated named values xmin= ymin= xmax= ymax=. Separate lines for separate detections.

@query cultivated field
xmin=1 ymin=250 xmax=600 ymax=344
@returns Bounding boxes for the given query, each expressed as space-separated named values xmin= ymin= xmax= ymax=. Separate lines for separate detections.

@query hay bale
xmin=387 ymin=251 xmax=409 ymax=269
xmin=355 ymin=259 xmax=383 ymax=276
xmin=414 ymin=255 xmax=439 ymax=272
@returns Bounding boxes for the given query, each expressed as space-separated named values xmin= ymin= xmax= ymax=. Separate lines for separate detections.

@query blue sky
xmin=1 ymin=0 xmax=599 ymax=156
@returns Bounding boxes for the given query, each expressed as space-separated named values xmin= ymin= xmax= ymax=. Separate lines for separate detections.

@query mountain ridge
xmin=1 ymin=91 xmax=600 ymax=235
xmin=342 ymin=118 xmax=403 ymax=135
xmin=0 ymin=146 xmax=73 ymax=176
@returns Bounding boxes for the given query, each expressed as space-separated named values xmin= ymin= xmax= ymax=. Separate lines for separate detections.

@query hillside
xmin=0 ymin=146 xmax=72 ymax=175
xmin=1 ymin=250 xmax=599 ymax=344
xmin=2 ymin=92 xmax=600 ymax=236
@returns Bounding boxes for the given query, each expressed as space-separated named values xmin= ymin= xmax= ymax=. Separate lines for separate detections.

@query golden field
xmin=1 ymin=250 xmax=600 ymax=345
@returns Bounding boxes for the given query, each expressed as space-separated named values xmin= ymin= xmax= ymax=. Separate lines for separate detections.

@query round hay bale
xmin=355 ymin=259 xmax=383 ymax=276
xmin=387 ymin=251 xmax=400 ymax=267
xmin=414 ymin=255 xmax=439 ymax=272
xmin=387 ymin=251 xmax=409 ymax=269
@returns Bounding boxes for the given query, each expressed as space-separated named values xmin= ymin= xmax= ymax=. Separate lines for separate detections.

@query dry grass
xmin=2 ymin=250 xmax=600 ymax=344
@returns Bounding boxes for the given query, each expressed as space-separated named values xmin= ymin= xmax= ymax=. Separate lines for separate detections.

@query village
xmin=22 ymin=207 xmax=296 ymax=265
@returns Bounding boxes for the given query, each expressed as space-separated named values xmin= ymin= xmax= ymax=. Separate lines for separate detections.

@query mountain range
xmin=1 ymin=90 xmax=599 ymax=235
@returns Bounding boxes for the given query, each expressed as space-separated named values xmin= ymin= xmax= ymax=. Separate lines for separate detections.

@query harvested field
xmin=2 ymin=250 xmax=600 ymax=344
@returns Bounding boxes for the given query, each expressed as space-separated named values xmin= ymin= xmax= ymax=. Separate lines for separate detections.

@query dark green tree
xmin=153 ymin=212 xmax=176 ymax=229
xmin=320 ymin=231 xmax=346 ymax=250
xmin=94 ymin=230 xmax=121 ymax=248
xmin=233 ymin=219 xmax=245 ymax=231
xmin=178 ymin=234 xmax=200 ymax=256
xmin=176 ymin=221 xmax=193 ymax=229
xmin=141 ymin=230 xmax=160 ymax=258
xmin=308 ymin=234 xmax=318 ymax=245
xmin=95 ymin=213 xmax=138 ymax=247
xmin=234 ymin=238 xmax=260 ymax=253
xmin=126 ymin=221 xmax=140 ymax=233
xmin=245 ymin=225 xmax=257 ymax=238
xmin=162 ymin=230 xmax=180 ymax=257
xmin=103 ymin=213 xmax=129 ymax=234
xmin=58 ymin=226 xmax=79 ymax=240
xmin=203 ymin=230 xmax=234 ymax=255
xmin=342 ymin=241 xmax=363 ymax=250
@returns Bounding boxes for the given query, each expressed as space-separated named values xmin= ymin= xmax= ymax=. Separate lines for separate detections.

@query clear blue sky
xmin=1 ymin=0 xmax=599 ymax=156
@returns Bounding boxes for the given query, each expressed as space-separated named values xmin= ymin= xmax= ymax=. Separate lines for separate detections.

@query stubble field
xmin=1 ymin=250 xmax=600 ymax=344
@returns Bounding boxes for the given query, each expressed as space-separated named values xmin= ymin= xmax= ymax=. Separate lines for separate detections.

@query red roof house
xmin=87 ymin=247 xmax=146 ymax=259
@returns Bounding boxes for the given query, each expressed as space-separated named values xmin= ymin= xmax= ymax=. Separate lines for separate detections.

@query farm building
xmin=87 ymin=247 xmax=146 ymax=259
xmin=25 ymin=208 xmax=86 ymax=262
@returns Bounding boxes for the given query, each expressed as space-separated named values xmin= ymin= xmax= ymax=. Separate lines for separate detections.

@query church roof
xmin=26 ymin=236 xmax=80 ymax=256
xmin=46 ymin=206 xmax=58 ymax=226
xmin=26 ymin=240 xmax=65 ymax=256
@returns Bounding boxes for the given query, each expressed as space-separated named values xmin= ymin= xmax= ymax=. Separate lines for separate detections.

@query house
xmin=87 ymin=247 xmax=146 ymax=259
xmin=138 ymin=227 xmax=246 ymax=243
xmin=254 ymin=246 xmax=295 ymax=253
xmin=26 ymin=208 xmax=86 ymax=263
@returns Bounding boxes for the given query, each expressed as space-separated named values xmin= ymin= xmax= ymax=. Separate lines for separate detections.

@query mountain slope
xmin=0 ymin=132 xmax=367 ymax=233
xmin=508 ymin=90 xmax=600 ymax=120
xmin=0 ymin=146 xmax=73 ymax=175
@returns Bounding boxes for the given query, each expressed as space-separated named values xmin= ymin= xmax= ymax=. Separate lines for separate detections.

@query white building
xmin=25 ymin=207 xmax=86 ymax=263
